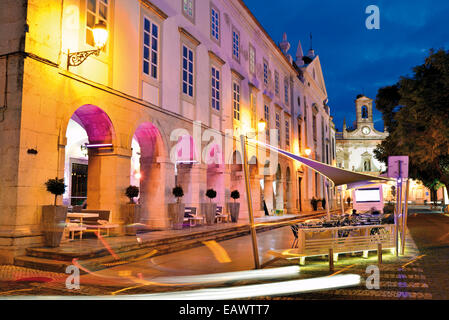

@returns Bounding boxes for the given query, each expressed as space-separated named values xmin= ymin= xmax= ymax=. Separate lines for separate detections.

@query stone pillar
xmin=276 ymin=178 xmax=285 ymax=211
xmin=207 ymin=165 xmax=226 ymax=210
xmin=140 ymin=156 xmax=174 ymax=229
xmin=250 ymin=174 xmax=264 ymax=217
xmin=177 ymin=163 xmax=207 ymax=215
xmin=87 ymin=147 xmax=131 ymax=228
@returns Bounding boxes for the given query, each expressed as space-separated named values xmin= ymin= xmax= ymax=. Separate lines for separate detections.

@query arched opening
xmin=132 ymin=122 xmax=165 ymax=225
xmin=285 ymin=167 xmax=292 ymax=211
xmin=361 ymin=106 xmax=369 ymax=119
xmin=275 ymin=164 xmax=284 ymax=211
xmin=174 ymin=135 xmax=204 ymax=212
xmin=206 ymin=144 xmax=225 ymax=209
xmin=262 ymin=160 xmax=274 ymax=214
xmin=63 ymin=105 xmax=115 ymax=210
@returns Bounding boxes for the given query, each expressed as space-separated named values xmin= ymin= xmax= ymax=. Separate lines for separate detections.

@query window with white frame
xmin=249 ymin=44 xmax=256 ymax=74
xmin=210 ymin=6 xmax=220 ymax=42
xmin=182 ymin=45 xmax=194 ymax=97
xmin=275 ymin=112 xmax=281 ymax=146
xmin=285 ymin=119 xmax=290 ymax=148
xmin=274 ymin=71 xmax=280 ymax=96
xmin=211 ymin=66 xmax=220 ymax=111
xmin=284 ymin=78 xmax=289 ymax=105
xmin=263 ymin=60 xmax=269 ymax=86
xmin=232 ymin=28 xmax=240 ymax=61
xmin=264 ymin=104 xmax=270 ymax=141
xmin=143 ymin=17 xmax=159 ymax=79
xmin=182 ymin=0 xmax=194 ymax=20
xmin=233 ymin=81 xmax=240 ymax=121
xmin=86 ymin=0 xmax=108 ymax=48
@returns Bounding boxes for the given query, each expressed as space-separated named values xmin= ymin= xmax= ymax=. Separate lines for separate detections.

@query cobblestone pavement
xmin=0 ymin=213 xmax=447 ymax=299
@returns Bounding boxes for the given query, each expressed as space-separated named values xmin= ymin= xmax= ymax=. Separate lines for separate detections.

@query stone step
xmin=14 ymin=256 xmax=72 ymax=274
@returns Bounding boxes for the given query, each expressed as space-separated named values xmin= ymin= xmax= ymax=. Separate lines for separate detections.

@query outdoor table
xmin=66 ymin=212 xmax=99 ymax=239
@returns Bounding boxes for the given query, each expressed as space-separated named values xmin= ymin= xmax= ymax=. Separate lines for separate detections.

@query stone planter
xmin=201 ymin=203 xmax=217 ymax=225
xmin=42 ymin=205 xmax=68 ymax=248
xmin=124 ymin=204 xmax=141 ymax=235
xmin=168 ymin=203 xmax=185 ymax=230
xmin=227 ymin=202 xmax=240 ymax=222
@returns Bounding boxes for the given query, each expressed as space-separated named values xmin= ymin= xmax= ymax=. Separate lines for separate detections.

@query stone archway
xmin=63 ymin=105 xmax=127 ymax=225
xmin=275 ymin=164 xmax=284 ymax=211
xmin=132 ymin=122 xmax=171 ymax=228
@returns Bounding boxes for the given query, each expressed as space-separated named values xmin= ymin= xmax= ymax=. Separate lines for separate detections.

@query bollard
xmin=329 ymin=248 xmax=334 ymax=272
xmin=378 ymin=243 xmax=382 ymax=264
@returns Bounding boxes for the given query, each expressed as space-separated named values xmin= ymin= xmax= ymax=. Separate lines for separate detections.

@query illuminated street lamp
xmin=67 ymin=21 xmax=109 ymax=70
xmin=305 ymin=147 xmax=312 ymax=156
xmin=258 ymin=119 xmax=267 ymax=132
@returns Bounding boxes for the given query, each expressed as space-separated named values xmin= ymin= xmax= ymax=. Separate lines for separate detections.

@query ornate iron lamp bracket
xmin=67 ymin=49 xmax=101 ymax=70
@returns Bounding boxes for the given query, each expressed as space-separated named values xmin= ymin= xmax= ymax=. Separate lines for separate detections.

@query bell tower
xmin=355 ymin=95 xmax=374 ymax=128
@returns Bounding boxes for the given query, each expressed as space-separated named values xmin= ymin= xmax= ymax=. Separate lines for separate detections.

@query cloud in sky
xmin=243 ymin=0 xmax=449 ymax=132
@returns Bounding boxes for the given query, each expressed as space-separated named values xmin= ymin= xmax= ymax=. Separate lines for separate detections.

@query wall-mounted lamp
xmin=27 ymin=148 xmax=38 ymax=155
xmin=67 ymin=21 xmax=108 ymax=70
xmin=258 ymin=119 xmax=267 ymax=132
xmin=304 ymin=147 xmax=312 ymax=156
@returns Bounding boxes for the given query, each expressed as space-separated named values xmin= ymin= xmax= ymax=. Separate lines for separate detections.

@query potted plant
xmin=202 ymin=189 xmax=217 ymax=225
xmin=42 ymin=178 xmax=67 ymax=247
xmin=168 ymin=186 xmax=185 ymax=230
xmin=124 ymin=185 xmax=141 ymax=235
xmin=346 ymin=197 xmax=351 ymax=207
xmin=228 ymin=190 xmax=241 ymax=222
xmin=310 ymin=197 xmax=318 ymax=211
xmin=321 ymin=198 xmax=326 ymax=210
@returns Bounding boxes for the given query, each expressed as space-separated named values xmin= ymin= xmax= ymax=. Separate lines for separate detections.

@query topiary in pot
xmin=203 ymin=189 xmax=217 ymax=225
xmin=229 ymin=190 xmax=241 ymax=223
xmin=169 ymin=186 xmax=185 ymax=229
xmin=172 ymin=186 xmax=184 ymax=203
xmin=125 ymin=185 xmax=140 ymax=204
xmin=45 ymin=178 xmax=66 ymax=206
xmin=206 ymin=189 xmax=217 ymax=202
xmin=124 ymin=185 xmax=141 ymax=235
xmin=42 ymin=178 xmax=67 ymax=247
xmin=230 ymin=190 xmax=240 ymax=202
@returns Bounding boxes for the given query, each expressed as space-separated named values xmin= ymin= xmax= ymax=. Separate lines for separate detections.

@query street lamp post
xmin=240 ymin=119 xmax=266 ymax=270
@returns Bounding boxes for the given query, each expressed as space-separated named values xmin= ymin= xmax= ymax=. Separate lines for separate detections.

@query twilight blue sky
xmin=243 ymin=0 xmax=449 ymax=132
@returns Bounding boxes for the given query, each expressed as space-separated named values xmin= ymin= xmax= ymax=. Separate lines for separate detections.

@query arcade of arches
xmin=62 ymin=105 xmax=298 ymax=232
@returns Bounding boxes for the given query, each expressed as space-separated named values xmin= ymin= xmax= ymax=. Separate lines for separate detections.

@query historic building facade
xmin=336 ymin=95 xmax=445 ymax=205
xmin=0 ymin=0 xmax=335 ymax=263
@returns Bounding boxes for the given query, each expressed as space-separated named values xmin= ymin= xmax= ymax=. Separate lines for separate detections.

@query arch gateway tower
xmin=335 ymin=95 xmax=388 ymax=174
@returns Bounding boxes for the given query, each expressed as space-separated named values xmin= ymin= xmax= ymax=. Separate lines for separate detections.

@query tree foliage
xmin=374 ymin=49 xmax=449 ymax=193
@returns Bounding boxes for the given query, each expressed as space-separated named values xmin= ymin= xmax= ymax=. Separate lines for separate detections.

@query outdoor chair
xmin=215 ymin=206 xmax=228 ymax=223
xmin=184 ymin=207 xmax=203 ymax=227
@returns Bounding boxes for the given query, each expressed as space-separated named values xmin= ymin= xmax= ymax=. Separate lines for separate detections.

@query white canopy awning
xmin=253 ymin=140 xmax=393 ymax=187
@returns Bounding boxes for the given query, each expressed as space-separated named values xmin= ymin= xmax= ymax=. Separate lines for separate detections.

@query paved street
xmin=1 ymin=211 xmax=449 ymax=299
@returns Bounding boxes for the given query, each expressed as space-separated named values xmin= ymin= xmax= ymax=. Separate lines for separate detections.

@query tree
xmin=374 ymin=49 xmax=449 ymax=194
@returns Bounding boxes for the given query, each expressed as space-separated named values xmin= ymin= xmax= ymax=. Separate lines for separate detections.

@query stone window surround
xmin=182 ymin=0 xmax=195 ymax=24
xmin=179 ymin=27 xmax=200 ymax=105
xmin=232 ymin=25 xmax=241 ymax=63
xmin=210 ymin=2 xmax=221 ymax=45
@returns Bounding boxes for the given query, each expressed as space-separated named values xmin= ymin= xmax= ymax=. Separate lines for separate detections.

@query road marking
xmin=202 ymin=240 xmax=232 ymax=263
xmin=401 ymin=255 xmax=426 ymax=269
xmin=327 ymin=264 xmax=357 ymax=277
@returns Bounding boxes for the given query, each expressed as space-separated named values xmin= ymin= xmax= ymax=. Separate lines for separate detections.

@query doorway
xmin=71 ymin=162 xmax=88 ymax=206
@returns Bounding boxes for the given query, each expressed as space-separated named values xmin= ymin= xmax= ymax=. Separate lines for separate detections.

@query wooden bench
xmin=269 ymin=224 xmax=396 ymax=266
